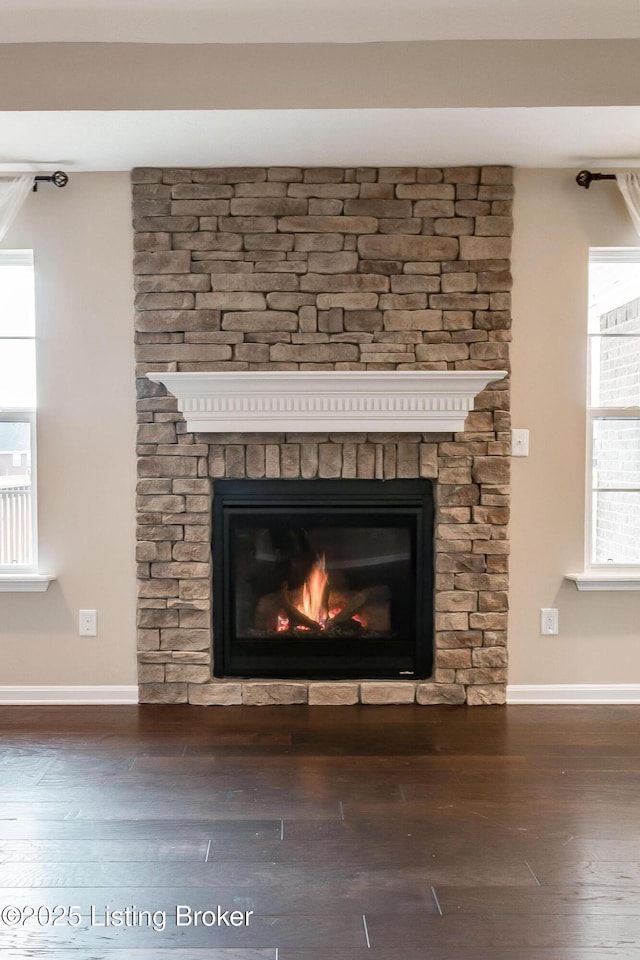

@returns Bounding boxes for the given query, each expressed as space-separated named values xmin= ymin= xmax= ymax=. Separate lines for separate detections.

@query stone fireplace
xmin=133 ymin=164 xmax=511 ymax=706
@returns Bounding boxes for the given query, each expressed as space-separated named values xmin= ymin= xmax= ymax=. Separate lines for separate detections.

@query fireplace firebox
xmin=212 ymin=479 xmax=434 ymax=680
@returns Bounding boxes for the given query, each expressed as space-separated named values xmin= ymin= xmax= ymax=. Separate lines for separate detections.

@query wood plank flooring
xmin=0 ymin=703 xmax=639 ymax=957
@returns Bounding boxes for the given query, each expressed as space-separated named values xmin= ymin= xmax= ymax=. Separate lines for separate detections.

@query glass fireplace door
xmin=213 ymin=480 xmax=434 ymax=680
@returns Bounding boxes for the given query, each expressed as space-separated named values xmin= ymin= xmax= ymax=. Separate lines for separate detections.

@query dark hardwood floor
xmin=0 ymin=703 xmax=639 ymax=958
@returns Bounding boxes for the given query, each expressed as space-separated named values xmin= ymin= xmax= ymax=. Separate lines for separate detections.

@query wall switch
xmin=540 ymin=608 xmax=559 ymax=635
xmin=512 ymin=429 xmax=530 ymax=457
xmin=79 ymin=609 xmax=97 ymax=637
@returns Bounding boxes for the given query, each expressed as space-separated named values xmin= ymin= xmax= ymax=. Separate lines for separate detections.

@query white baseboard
xmin=507 ymin=684 xmax=640 ymax=704
xmin=0 ymin=686 xmax=139 ymax=705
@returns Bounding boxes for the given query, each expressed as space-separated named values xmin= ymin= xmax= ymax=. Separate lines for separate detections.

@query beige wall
xmin=0 ymin=173 xmax=137 ymax=685
xmin=1 ymin=168 xmax=638 ymax=688
xmin=510 ymin=169 xmax=640 ymax=684
xmin=3 ymin=41 xmax=640 ymax=111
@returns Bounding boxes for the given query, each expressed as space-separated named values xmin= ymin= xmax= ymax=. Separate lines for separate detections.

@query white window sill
xmin=566 ymin=573 xmax=640 ymax=592
xmin=0 ymin=574 xmax=56 ymax=593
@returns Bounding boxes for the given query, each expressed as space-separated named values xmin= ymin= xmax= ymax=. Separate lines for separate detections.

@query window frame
xmin=0 ymin=249 xmax=38 ymax=572
xmin=585 ymin=248 xmax=640 ymax=572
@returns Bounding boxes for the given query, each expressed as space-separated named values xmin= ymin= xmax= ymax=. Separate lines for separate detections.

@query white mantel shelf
xmin=146 ymin=370 xmax=508 ymax=433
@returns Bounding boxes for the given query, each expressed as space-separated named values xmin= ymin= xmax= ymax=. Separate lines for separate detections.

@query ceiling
xmin=1 ymin=0 xmax=640 ymax=173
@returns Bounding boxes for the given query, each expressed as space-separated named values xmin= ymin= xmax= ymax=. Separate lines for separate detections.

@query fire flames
xmin=276 ymin=556 xmax=367 ymax=632
xmin=299 ymin=556 xmax=329 ymax=627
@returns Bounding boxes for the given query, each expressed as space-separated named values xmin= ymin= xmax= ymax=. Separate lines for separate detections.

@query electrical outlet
xmin=79 ymin=609 xmax=97 ymax=637
xmin=540 ymin=608 xmax=559 ymax=635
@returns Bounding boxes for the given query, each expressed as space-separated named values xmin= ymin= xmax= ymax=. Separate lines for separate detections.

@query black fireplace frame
xmin=212 ymin=478 xmax=434 ymax=680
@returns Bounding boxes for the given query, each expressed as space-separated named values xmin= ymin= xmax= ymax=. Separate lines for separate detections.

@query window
xmin=587 ymin=249 xmax=640 ymax=568
xmin=0 ymin=251 xmax=37 ymax=569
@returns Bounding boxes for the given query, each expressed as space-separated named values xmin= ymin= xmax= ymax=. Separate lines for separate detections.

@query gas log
xmin=255 ymin=583 xmax=391 ymax=634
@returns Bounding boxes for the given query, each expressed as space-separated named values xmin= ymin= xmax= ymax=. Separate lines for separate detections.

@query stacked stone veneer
xmin=133 ymin=165 xmax=512 ymax=706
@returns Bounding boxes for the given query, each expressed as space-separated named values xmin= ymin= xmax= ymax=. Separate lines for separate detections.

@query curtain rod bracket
xmin=576 ymin=170 xmax=617 ymax=189
xmin=32 ymin=171 xmax=69 ymax=193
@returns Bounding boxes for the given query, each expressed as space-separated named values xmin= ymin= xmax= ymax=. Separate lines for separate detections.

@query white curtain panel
xmin=0 ymin=175 xmax=33 ymax=243
xmin=616 ymin=173 xmax=640 ymax=237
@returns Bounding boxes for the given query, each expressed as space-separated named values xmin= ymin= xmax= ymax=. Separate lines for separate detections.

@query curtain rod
xmin=576 ymin=170 xmax=617 ymax=189
xmin=32 ymin=171 xmax=69 ymax=192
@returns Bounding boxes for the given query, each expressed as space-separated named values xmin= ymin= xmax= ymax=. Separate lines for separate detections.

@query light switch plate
xmin=512 ymin=429 xmax=530 ymax=457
